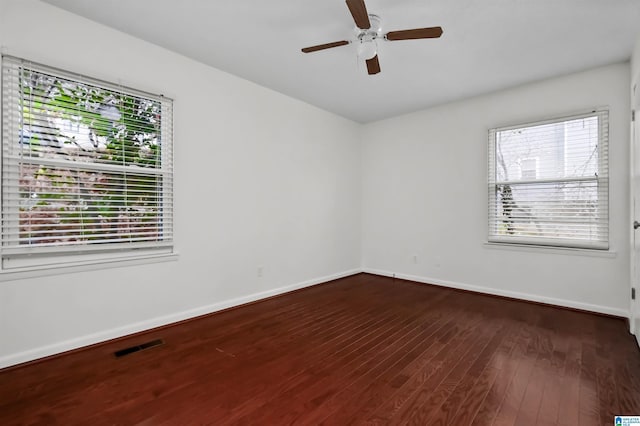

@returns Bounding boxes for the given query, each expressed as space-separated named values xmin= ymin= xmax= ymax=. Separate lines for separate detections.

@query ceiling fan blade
xmin=366 ymin=55 xmax=380 ymax=75
xmin=301 ymin=40 xmax=350 ymax=53
xmin=346 ymin=0 xmax=371 ymax=29
xmin=386 ymin=26 xmax=443 ymax=41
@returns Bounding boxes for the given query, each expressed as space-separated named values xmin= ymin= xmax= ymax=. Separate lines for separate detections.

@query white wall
xmin=631 ymin=32 xmax=640 ymax=342
xmin=0 ymin=0 xmax=362 ymax=368
xmin=633 ymin=33 xmax=640 ymax=86
xmin=361 ymin=63 xmax=631 ymax=316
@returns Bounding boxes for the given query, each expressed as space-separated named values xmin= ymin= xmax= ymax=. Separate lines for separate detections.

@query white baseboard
xmin=0 ymin=268 xmax=362 ymax=369
xmin=363 ymin=268 xmax=630 ymax=319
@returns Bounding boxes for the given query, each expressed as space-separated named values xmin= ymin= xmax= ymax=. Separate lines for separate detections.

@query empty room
xmin=1 ymin=0 xmax=640 ymax=424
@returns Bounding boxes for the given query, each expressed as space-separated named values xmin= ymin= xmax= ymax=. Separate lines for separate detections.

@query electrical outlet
xmin=412 ymin=255 xmax=418 ymax=264
xmin=257 ymin=266 xmax=263 ymax=277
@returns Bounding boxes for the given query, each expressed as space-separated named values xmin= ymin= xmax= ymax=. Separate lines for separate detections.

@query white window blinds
xmin=1 ymin=56 xmax=174 ymax=268
xmin=488 ymin=110 xmax=608 ymax=250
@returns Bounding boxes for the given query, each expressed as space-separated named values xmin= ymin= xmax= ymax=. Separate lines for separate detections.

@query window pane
xmin=495 ymin=180 xmax=602 ymax=241
xmin=18 ymin=69 xmax=162 ymax=169
xmin=7 ymin=165 xmax=164 ymax=247
xmin=496 ymin=117 xmax=599 ymax=182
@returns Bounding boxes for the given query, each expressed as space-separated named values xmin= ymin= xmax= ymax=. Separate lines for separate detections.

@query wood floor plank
xmin=255 ymin=291 xmax=453 ymax=425
xmin=306 ymin=292 xmax=477 ymax=425
xmin=401 ymin=319 xmax=507 ymax=425
xmin=1 ymin=273 xmax=639 ymax=425
xmin=365 ymin=299 xmax=492 ymax=424
xmin=435 ymin=310 xmax=522 ymax=425
xmin=467 ymin=314 xmax=538 ymax=426
xmin=513 ymin=329 xmax=554 ymax=425
xmin=120 ymin=291 xmax=407 ymax=422
xmin=233 ymin=310 xmax=431 ymax=424
xmin=452 ymin=328 xmax=518 ymax=425
xmin=614 ymin=348 xmax=640 ymax=417
xmin=113 ymin=276 xmax=430 ymax=418
xmin=535 ymin=327 xmax=568 ymax=425
xmin=310 ymin=310 xmax=473 ymax=422
xmin=578 ymin=342 xmax=602 ymax=426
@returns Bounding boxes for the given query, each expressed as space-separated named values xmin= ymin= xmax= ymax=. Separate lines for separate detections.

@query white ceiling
xmin=42 ymin=0 xmax=640 ymax=123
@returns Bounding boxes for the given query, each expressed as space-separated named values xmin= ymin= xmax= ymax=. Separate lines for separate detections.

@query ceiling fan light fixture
xmin=358 ymin=39 xmax=377 ymax=60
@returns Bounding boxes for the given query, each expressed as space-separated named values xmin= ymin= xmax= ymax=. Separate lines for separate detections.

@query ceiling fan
xmin=301 ymin=0 xmax=444 ymax=75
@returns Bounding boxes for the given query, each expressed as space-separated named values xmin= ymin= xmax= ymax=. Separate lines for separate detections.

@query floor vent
xmin=114 ymin=339 xmax=164 ymax=358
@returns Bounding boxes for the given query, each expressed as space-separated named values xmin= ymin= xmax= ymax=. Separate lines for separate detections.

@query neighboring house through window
xmin=1 ymin=56 xmax=174 ymax=271
xmin=488 ymin=110 xmax=609 ymax=249
xmin=519 ymin=157 xmax=538 ymax=180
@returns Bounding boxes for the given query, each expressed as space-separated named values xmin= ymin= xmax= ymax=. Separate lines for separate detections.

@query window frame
xmin=487 ymin=109 xmax=609 ymax=251
xmin=0 ymin=55 xmax=176 ymax=275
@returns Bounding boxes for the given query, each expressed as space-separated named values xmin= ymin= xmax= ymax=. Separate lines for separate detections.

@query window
xmin=1 ymin=56 xmax=174 ymax=271
xmin=488 ymin=110 xmax=608 ymax=250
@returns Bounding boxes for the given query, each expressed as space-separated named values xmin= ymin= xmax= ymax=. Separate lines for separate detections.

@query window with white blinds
xmin=488 ymin=110 xmax=608 ymax=250
xmin=1 ymin=56 xmax=174 ymax=270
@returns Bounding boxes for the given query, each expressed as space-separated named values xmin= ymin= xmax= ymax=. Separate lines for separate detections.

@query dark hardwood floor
xmin=1 ymin=273 xmax=639 ymax=425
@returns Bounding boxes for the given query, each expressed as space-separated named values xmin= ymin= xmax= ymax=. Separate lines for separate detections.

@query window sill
xmin=0 ymin=252 xmax=179 ymax=282
xmin=483 ymin=242 xmax=617 ymax=258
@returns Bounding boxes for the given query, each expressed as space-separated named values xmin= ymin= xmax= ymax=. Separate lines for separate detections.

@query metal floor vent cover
xmin=114 ymin=339 xmax=164 ymax=358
